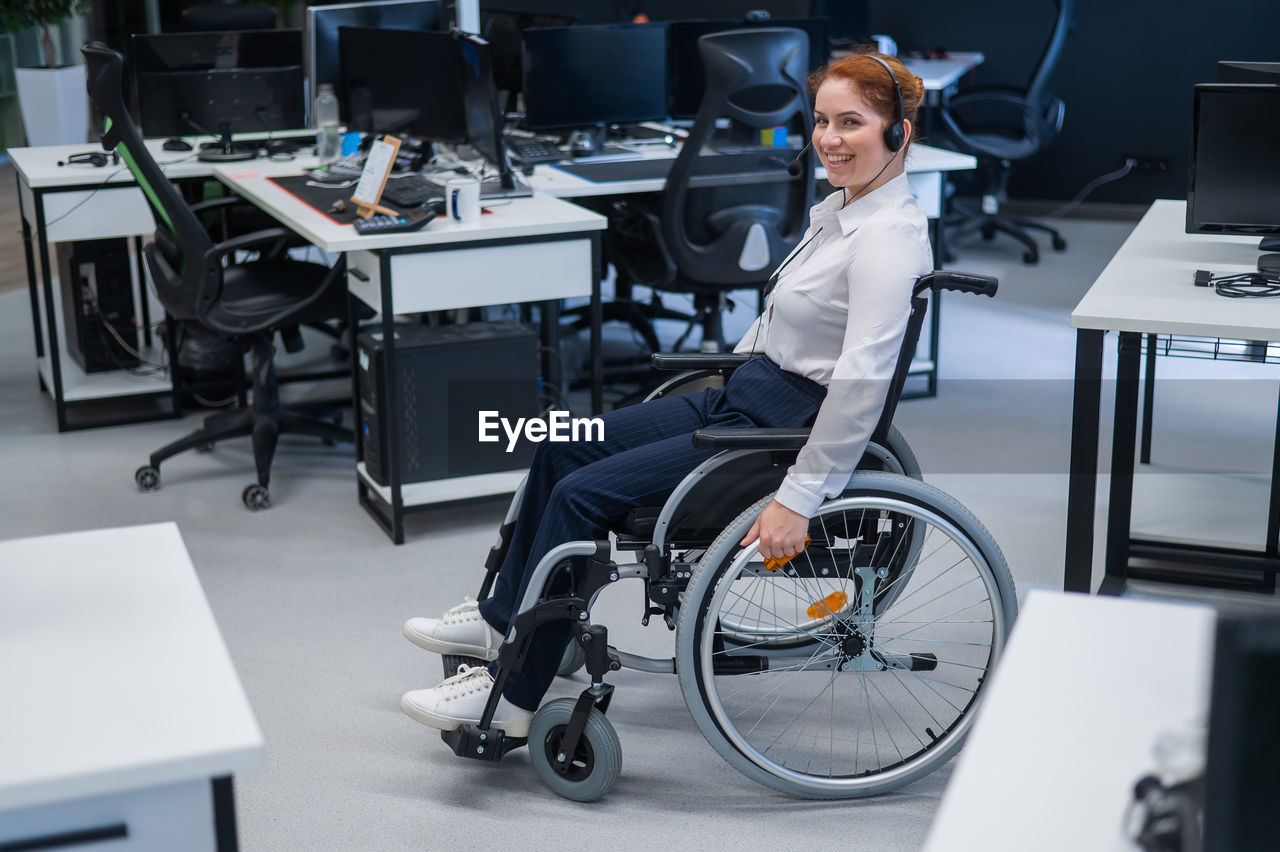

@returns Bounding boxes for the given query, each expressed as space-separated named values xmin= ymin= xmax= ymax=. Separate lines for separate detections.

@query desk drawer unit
xmin=346 ymin=237 xmax=594 ymax=315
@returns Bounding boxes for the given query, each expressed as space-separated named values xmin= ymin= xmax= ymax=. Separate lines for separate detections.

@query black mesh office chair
xmin=83 ymin=42 xmax=352 ymax=510
xmin=938 ymin=0 xmax=1074 ymax=264
xmin=602 ymin=28 xmax=815 ymax=352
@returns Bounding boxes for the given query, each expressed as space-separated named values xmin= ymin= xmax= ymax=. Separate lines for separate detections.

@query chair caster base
xmin=242 ymin=483 xmax=270 ymax=510
xmin=1052 ymin=236 xmax=1067 ymax=251
xmin=135 ymin=465 xmax=160 ymax=492
xmin=441 ymin=724 xmax=527 ymax=763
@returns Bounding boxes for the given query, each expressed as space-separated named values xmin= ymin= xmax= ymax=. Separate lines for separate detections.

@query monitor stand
xmin=197 ymin=122 xmax=258 ymax=163
xmin=1259 ymin=238 xmax=1280 ymax=275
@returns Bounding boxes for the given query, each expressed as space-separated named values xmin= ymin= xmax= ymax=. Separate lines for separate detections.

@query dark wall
xmin=870 ymin=0 xmax=1280 ymax=204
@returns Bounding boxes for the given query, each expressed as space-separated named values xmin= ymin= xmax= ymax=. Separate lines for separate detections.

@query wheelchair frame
xmin=434 ymin=271 xmax=1015 ymax=801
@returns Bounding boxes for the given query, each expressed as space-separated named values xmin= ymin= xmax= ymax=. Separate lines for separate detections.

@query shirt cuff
xmin=773 ymin=475 xmax=825 ymax=519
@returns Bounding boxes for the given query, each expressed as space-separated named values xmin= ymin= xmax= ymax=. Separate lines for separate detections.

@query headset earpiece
xmin=866 ymin=55 xmax=906 ymax=153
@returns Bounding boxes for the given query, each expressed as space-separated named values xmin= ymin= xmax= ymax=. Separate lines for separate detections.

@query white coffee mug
xmin=447 ymin=177 xmax=481 ymax=224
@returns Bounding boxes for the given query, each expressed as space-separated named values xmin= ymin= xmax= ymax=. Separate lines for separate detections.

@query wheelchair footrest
xmin=441 ymin=724 xmax=528 ymax=762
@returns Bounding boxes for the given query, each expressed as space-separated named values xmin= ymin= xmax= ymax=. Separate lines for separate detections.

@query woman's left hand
xmin=740 ymin=499 xmax=810 ymax=561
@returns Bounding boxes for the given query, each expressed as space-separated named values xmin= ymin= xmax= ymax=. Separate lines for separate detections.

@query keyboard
xmin=507 ymin=138 xmax=565 ymax=164
xmin=381 ymin=173 xmax=446 ymax=207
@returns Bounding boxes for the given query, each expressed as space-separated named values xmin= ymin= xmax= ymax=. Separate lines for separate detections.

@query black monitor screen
xmin=522 ymin=24 xmax=668 ymax=131
xmin=1217 ymin=60 xmax=1280 ymax=84
xmin=307 ymin=0 xmax=440 ymax=123
xmin=1203 ymin=615 xmax=1280 ymax=852
xmin=1187 ymin=84 xmax=1280 ymax=237
xmin=480 ymin=10 xmax=577 ymax=95
xmin=456 ymin=32 xmax=512 ymax=181
xmin=338 ymin=26 xmax=464 ymax=141
xmin=132 ymin=30 xmax=305 ymax=137
xmin=667 ymin=18 xmax=827 ymax=119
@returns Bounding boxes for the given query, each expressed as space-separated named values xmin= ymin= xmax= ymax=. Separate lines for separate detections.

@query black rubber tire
xmin=557 ymin=639 xmax=587 ymax=678
xmin=528 ymin=698 xmax=622 ymax=802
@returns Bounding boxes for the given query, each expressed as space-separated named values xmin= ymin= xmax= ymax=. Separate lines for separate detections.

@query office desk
xmin=1066 ymin=199 xmax=1280 ymax=593
xmin=9 ymin=140 xmax=219 ymax=430
xmin=924 ymin=591 xmax=1214 ymax=851
xmin=527 ymin=143 xmax=977 ymax=396
xmin=211 ymin=157 xmax=607 ymax=544
xmin=900 ymin=52 xmax=985 ymax=102
xmin=0 ymin=523 xmax=264 ymax=852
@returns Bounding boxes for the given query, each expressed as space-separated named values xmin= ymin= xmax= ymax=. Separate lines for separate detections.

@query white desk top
xmin=211 ymin=156 xmax=607 ymax=255
xmin=0 ymin=523 xmax=264 ymax=813
xmin=9 ymin=136 xmax=275 ymax=188
xmin=1071 ymin=199 xmax=1280 ymax=340
xmin=526 ymin=143 xmax=976 ymax=199
xmin=924 ymin=591 xmax=1215 ymax=852
xmin=901 ymin=52 xmax=985 ymax=90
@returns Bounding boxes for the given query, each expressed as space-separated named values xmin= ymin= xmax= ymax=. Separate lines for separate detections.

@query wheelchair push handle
xmin=914 ymin=271 xmax=998 ymax=299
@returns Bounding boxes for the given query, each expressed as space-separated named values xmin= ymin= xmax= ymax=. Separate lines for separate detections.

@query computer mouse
xmin=162 ymin=137 xmax=192 ymax=151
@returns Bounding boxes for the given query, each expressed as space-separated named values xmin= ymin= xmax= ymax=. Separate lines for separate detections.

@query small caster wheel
xmin=1022 ymin=250 xmax=1038 ymax=264
xmin=557 ymin=639 xmax=587 ymax=678
xmin=135 ymin=465 xmax=160 ymax=492
xmin=242 ymin=483 xmax=271 ymax=511
xmin=441 ymin=654 xmax=489 ymax=679
xmin=1052 ymin=236 xmax=1067 ymax=251
xmin=528 ymin=698 xmax=622 ymax=802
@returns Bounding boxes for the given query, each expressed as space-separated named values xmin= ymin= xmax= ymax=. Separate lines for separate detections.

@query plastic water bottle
xmin=315 ymin=84 xmax=340 ymax=164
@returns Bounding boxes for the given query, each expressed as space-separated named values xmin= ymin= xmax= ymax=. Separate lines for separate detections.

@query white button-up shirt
xmin=734 ymin=172 xmax=932 ymax=517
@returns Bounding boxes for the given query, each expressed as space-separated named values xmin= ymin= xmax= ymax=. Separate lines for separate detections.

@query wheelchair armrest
xmin=652 ymin=353 xmax=753 ymax=372
xmin=692 ymin=427 xmax=810 ymax=450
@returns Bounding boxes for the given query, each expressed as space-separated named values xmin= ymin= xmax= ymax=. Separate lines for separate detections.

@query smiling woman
xmin=808 ymin=52 xmax=925 ymax=203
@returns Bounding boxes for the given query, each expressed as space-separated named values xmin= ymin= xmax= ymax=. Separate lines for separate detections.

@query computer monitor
xmin=338 ymin=26 xmax=465 ymax=141
xmin=1186 ymin=83 xmax=1280 ymax=272
xmin=479 ymin=9 xmax=578 ymax=97
xmin=1202 ymin=614 xmax=1280 ymax=852
xmin=455 ymin=32 xmax=517 ymax=190
xmin=305 ymin=0 xmax=440 ymax=124
xmin=667 ymin=18 xmax=829 ymax=119
xmin=521 ymin=23 xmax=668 ymax=133
xmin=132 ymin=30 xmax=305 ymax=161
xmin=1217 ymin=60 xmax=1280 ymax=84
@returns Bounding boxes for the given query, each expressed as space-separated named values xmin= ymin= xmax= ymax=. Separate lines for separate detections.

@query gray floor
xmin=4 ymin=214 xmax=1278 ymax=850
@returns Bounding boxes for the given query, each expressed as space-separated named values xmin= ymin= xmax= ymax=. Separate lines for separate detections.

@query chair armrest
xmin=651 ymin=353 xmax=753 ymax=372
xmin=943 ymin=86 xmax=1032 ymax=110
xmin=207 ymin=227 xmax=295 ymax=262
xmin=692 ymin=427 xmax=810 ymax=450
xmin=189 ymin=196 xmax=259 ymax=215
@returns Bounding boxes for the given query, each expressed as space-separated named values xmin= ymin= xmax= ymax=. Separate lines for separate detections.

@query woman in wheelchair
xmin=399 ymin=52 xmax=1015 ymax=801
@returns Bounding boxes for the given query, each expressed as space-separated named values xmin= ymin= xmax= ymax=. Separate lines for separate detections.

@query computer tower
xmin=57 ymin=238 xmax=139 ymax=373
xmin=358 ymin=321 xmax=540 ymax=486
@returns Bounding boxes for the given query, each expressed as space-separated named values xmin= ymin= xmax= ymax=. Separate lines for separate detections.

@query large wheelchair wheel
xmin=675 ymin=472 xmax=1016 ymax=798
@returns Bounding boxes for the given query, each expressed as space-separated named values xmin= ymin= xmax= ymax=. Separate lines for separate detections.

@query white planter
xmin=14 ymin=64 xmax=89 ymax=147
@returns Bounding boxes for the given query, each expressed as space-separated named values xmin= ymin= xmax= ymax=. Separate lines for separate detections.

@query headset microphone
xmin=786 ymin=140 xmax=812 ymax=177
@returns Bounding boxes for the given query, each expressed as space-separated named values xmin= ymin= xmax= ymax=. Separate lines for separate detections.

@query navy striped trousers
xmin=477 ymin=355 xmax=825 ymax=710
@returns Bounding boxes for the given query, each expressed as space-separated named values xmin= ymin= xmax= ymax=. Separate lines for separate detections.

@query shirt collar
xmin=811 ymin=172 xmax=913 ymax=236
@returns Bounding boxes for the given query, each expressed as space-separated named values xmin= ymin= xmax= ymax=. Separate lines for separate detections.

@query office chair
xmin=938 ymin=0 xmax=1074 ymax=264
xmin=602 ymin=28 xmax=815 ymax=353
xmin=82 ymin=42 xmax=353 ymax=510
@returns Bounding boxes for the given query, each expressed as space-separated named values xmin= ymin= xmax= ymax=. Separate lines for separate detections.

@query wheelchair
xmin=432 ymin=271 xmax=1017 ymax=802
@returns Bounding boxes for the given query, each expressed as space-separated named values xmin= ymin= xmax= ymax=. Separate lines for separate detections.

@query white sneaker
xmin=400 ymin=665 xmax=533 ymax=737
xmin=403 ymin=597 xmax=504 ymax=660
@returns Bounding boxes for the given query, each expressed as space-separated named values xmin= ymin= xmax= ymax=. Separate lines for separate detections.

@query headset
xmin=788 ymin=53 xmax=907 ymax=177
xmin=57 ymin=151 xmax=119 ymax=167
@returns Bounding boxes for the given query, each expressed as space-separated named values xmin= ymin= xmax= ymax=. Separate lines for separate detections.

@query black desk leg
xmin=1100 ymin=331 xmax=1143 ymax=596
xmin=1065 ymin=328 xmax=1105 ymax=592
xmin=212 ymin=776 xmax=240 ymax=852
xmin=1140 ymin=333 xmax=1157 ymax=465
xmin=590 ymin=233 xmax=603 ymax=415
xmin=17 ymin=171 xmax=42 ymax=359
xmin=1267 ymin=387 xmax=1280 ymax=591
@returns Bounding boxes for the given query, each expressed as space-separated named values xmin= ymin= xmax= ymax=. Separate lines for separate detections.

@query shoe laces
xmin=441 ymin=596 xmax=482 ymax=627
xmin=439 ymin=664 xmax=493 ymax=701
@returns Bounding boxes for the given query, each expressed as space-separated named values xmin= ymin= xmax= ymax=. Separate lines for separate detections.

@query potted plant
xmin=0 ymin=0 xmax=91 ymax=146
